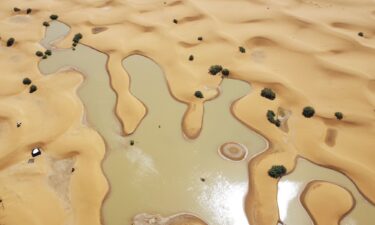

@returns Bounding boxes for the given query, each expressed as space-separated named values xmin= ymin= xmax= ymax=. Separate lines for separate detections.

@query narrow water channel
xmin=38 ymin=21 xmax=267 ymax=225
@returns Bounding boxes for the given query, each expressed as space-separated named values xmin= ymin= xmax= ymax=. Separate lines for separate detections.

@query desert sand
xmin=0 ymin=0 xmax=374 ymax=225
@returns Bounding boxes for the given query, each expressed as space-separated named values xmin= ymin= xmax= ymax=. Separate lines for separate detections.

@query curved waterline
xmin=39 ymin=21 xmax=268 ymax=225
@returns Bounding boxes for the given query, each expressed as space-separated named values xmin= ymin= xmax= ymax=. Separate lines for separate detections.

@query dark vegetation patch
xmin=6 ymin=38 xmax=15 ymax=47
xmin=266 ymin=110 xmax=281 ymax=127
xmin=23 ymin=77 xmax=32 ymax=85
xmin=261 ymin=88 xmax=276 ymax=100
xmin=50 ymin=14 xmax=58 ymax=20
xmin=29 ymin=85 xmax=37 ymax=93
xmin=194 ymin=91 xmax=204 ymax=99
xmin=239 ymin=46 xmax=246 ymax=53
xmin=268 ymin=165 xmax=287 ymax=178
xmin=208 ymin=65 xmax=223 ymax=75
xmin=334 ymin=112 xmax=343 ymax=120
xmin=302 ymin=106 xmax=315 ymax=118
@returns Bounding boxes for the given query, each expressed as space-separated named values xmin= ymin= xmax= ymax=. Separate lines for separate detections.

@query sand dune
xmin=0 ymin=0 xmax=374 ymax=225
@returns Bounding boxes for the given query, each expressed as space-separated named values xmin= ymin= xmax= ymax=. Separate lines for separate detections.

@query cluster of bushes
xmin=72 ymin=33 xmax=83 ymax=50
xmin=13 ymin=7 xmax=32 ymax=14
xmin=266 ymin=110 xmax=280 ymax=127
xmin=35 ymin=49 xmax=52 ymax=59
xmin=208 ymin=65 xmax=230 ymax=77
xmin=268 ymin=165 xmax=287 ymax=179
xmin=22 ymin=77 xmax=37 ymax=93
xmin=301 ymin=106 xmax=343 ymax=120
xmin=261 ymin=88 xmax=276 ymax=100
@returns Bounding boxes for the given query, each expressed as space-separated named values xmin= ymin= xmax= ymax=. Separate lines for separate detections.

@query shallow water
xmin=38 ymin=21 xmax=267 ymax=225
xmin=278 ymin=158 xmax=375 ymax=225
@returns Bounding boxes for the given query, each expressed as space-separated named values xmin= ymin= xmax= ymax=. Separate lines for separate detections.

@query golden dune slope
xmin=0 ymin=0 xmax=374 ymax=225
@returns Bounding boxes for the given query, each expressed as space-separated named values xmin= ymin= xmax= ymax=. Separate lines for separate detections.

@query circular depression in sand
xmin=218 ymin=142 xmax=248 ymax=161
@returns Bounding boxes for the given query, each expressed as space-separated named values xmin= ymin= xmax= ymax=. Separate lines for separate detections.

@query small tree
xmin=222 ymin=68 xmax=230 ymax=76
xmin=334 ymin=112 xmax=343 ymax=120
xmin=197 ymin=36 xmax=203 ymax=41
xmin=35 ymin=51 xmax=44 ymax=57
xmin=29 ymin=85 xmax=37 ymax=93
xmin=45 ymin=50 xmax=52 ymax=56
xmin=261 ymin=88 xmax=276 ymax=100
xmin=26 ymin=8 xmax=32 ymax=14
xmin=189 ymin=55 xmax=194 ymax=61
xmin=23 ymin=78 xmax=32 ymax=85
xmin=43 ymin=21 xmax=50 ymax=27
xmin=266 ymin=110 xmax=281 ymax=127
xmin=209 ymin=65 xmax=223 ymax=75
xmin=358 ymin=32 xmax=364 ymax=37
xmin=73 ymin=33 xmax=83 ymax=43
xmin=194 ymin=91 xmax=204 ymax=98
xmin=173 ymin=19 xmax=178 ymax=24
xmin=6 ymin=38 xmax=15 ymax=47
xmin=239 ymin=46 xmax=246 ymax=53
xmin=50 ymin=14 xmax=58 ymax=20
xmin=268 ymin=165 xmax=287 ymax=178
xmin=302 ymin=106 xmax=315 ymax=118
xmin=13 ymin=7 xmax=21 ymax=12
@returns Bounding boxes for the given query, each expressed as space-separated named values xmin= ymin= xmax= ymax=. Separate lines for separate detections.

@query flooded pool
xmin=38 ymin=21 xmax=267 ymax=225
xmin=278 ymin=158 xmax=375 ymax=225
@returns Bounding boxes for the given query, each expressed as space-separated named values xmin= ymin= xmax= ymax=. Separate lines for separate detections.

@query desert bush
xmin=302 ymin=106 xmax=315 ymax=118
xmin=13 ymin=7 xmax=20 ymax=12
xmin=198 ymin=36 xmax=203 ymax=41
xmin=334 ymin=112 xmax=343 ymax=120
xmin=194 ymin=91 xmax=204 ymax=98
xmin=261 ymin=88 xmax=276 ymax=100
xmin=35 ymin=51 xmax=44 ymax=57
xmin=6 ymin=38 xmax=15 ymax=47
xmin=50 ymin=14 xmax=58 ymax=20
xmin=209 ymin=65 xmax=223 ymax=75
xmin=189 ymin=55 xmax=194 ymax=61
xmin=239 ymin=46 xmax=246 ymax=53
xmin=26 ymin=8 xmax=32 ymax=14
xmin=73 ymin=33 xmax=83 ymax=43
xmin=43 ymin=21 xmax=50 ymax=27
xmin=268 ymin=165 xmax=287 ymax=178
xmin=29 ymin=85 xmax=37 ymax=93
xmin=173 ymin=19 xmax=178 ymax=24
xmin=23 ymin=77 xmax=32 ymax=85
xmin=222 ymin=68 xmax=230 ymax=76
xmin=45 ymin=50 xmax=52 ymax=56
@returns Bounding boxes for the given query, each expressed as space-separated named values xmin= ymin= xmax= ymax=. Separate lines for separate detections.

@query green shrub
xmin=26 ymin=8 xmax=32 ymax=14
xmin=268 ymin=165 xmax=287 ymax=178
xmin=72 ymin=33 xmax=83 ymax=43
xmin=6 ymin=38 xmax=15 ymax=47
xmin=261 ymin=88 xmax=276 ymax=100
xmin=239 ymin=46 xmax=246 ymax=53
xmin=45 ymin=50 xmax=52 ymax=56
xmin=35 ymin=51 xmax=44 ymax=57
xmin=29 ymin=85 xmax=37 ymax=93
xmin=266 ymin=110 xmax=280 ymax=127
xmin=43 ymin=21 xmax=50 ymax=27
xmin=222 ymin=68 xmax=230 ymax=76
xmin=334 ymin=112 xmax=343 ymax=120
xmin=209 ymin=65 xmax=223 ymax=75
xmin=23 ymin=77 xmax=32 ymax=85
xmin=189 ymin=55 xmax=194 ymax=61
xmin=50 ymin=14 xmax=58 ymax=20
xmin=302 ymin=106 xmax=315 ymax=118
xmin=194 ymin=91 xmax=204 ymax=98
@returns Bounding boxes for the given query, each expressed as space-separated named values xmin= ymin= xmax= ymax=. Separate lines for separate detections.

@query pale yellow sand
xmin=0 ymin=0 xmax=374 ymax=225
xmin=301 ymin=181 xmax=355 ymax=225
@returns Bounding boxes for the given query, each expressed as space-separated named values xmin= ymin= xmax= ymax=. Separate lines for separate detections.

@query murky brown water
xmin=38 ymin=21 xmax=267 ymax=225
xmin=278 ymin=158 xmax=375 ymax=225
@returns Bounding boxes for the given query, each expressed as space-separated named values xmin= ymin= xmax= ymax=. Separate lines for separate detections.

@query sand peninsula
xmin=0 ymin=0 xmax=374 ymax=225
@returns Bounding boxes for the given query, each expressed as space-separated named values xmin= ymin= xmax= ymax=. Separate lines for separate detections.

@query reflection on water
xmin=278 ymin=158 xmax=375 ymax=225
xmin=38 ymin=21 xmax=268 ymax=225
